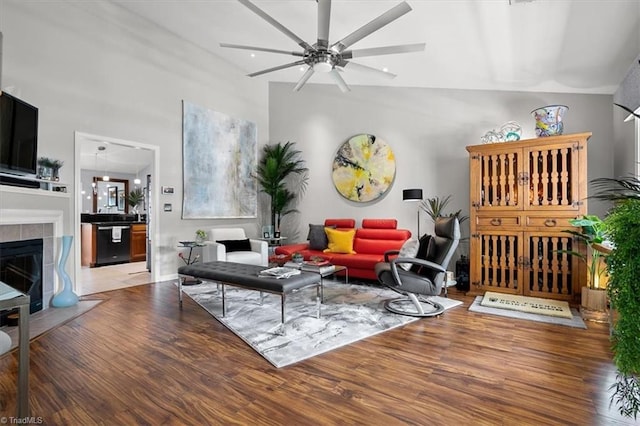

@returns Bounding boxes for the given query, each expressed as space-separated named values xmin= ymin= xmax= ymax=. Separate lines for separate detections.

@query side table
xmin=260 ymin=236 xmax=288 ymax=256
xmin=0 ymin=282 xmax=30 ymax=417
xmin=178 ymin=241 xmax=204 ymax=285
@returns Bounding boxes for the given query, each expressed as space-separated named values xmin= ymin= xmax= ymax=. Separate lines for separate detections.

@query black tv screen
xmin=0 ymin=92 xmax=38 ymax=175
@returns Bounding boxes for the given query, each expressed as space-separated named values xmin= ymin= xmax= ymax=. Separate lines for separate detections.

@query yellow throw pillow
xmin=323 ymin=228 xmax=356 ymax=254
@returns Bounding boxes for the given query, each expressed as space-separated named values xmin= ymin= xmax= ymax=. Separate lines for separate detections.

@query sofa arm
xmin=202 ymin=241 xmax=226 ymax=262
xmin=274 ymin=243 xmax=310 ymax=256
xmin=249 ymin=239 xmax=269 ymax=266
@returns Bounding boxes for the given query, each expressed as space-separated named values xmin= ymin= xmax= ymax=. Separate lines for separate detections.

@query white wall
xmin=269 ymin=82 xmax=614 ymax=247
xmin=2 ymin=0 xmax=269 ymax=281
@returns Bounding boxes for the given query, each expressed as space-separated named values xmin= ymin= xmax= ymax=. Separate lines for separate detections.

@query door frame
xmin=73 ymin=131 xmax=161 ymax=294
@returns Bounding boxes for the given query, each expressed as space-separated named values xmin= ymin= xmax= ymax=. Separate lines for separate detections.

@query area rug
xmin=469 ymin=296 xmax=587 ymax=329
xmin=182 ymin=280 xmax=463 ymax=368
xmin=3 ymin=299 xmax=104 ymax=351
xmin=480 ymin=291 xmax=573 ymax=319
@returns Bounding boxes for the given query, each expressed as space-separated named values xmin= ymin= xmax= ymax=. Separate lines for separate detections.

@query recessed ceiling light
xmin=299 ymin=67 xmax=305 ymax=71
xmin=383 ymin=67 xmax=389 ymax=73
xmin=250 ymin=53 xmax=255 ymax=58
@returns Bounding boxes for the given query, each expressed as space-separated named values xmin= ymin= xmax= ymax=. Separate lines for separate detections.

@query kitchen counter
xmin=80 ymin=213 xmax=146 ymax=224
xmin=87 ymin=221 xmax=146 ymax=226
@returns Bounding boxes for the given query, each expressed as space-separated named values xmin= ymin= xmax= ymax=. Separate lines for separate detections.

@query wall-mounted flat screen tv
xmin=0 ymin=92 xmax=39 ymax=175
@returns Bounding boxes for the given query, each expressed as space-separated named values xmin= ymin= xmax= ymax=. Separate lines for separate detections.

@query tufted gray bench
xmin=177 ymin=261 xmax=322 ymax=327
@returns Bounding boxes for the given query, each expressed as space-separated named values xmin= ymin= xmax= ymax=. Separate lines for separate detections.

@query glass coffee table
xmin=283 ymin=262 xmax=348 ymax=301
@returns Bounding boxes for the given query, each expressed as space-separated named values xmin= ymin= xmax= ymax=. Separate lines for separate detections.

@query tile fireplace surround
xmin=0 ymin=209 xmax=64 ymax=310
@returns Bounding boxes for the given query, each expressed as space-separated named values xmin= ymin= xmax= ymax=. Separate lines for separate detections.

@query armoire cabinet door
xmin=523 ymin=141 xmax=583 ymax=212
xmin=523 ymin=231 xmax=582 ymax=301
xmin=470 ymin=230 xmax=523 ymax=295
xmin=470 ymin=147 xmax=524 ymax=212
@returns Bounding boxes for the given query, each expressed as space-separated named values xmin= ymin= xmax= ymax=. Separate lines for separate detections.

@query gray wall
xmin=613 ymin=53 xmax=640 ymax=179
xmin=269 ymin=82 xmax=614 ymax=248
xmin=2 ymin=0 xmax=269 ymax=281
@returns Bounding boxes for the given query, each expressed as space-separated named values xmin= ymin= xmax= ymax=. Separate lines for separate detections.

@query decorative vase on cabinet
xmin=466 ymin=132 xmax=590 ymax=302
xmin=51 ymin=235 xmax=79 ymax=308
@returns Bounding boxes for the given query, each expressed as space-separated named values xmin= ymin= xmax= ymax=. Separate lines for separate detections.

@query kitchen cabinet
xmin=466 ymin=132 xmax=590 ymax=302
xmin=81 ymin=222 xmax=144 ymax=267
xmin=130 ymin=224 xmax=147 ymax=262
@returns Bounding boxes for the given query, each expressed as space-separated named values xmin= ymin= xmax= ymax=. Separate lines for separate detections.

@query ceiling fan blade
xmin=341 ymin=61 xmax=396 ymax=79
xmin=344 ymin=43 xmax=425 ymax=59
xmin=317 ymin=0 xmax=331 ymax=49
xmin=220 ymin=43 xmax=305 ymax=57
xmin=248 ymin=59 xmax=307 ymax=77
xmin=329 ymin=69 xmax=351 ymax=93
xmin=237 ymin=0 xmax=314 ymax=51
xmin=331 ymin=1 xmax=412 ymax=53
xmin=293 ymin=67 xmax=315 ymax=92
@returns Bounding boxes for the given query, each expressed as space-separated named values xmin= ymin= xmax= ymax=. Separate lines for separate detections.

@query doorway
xmin=74 ymin=132 xmax=160 ymax=295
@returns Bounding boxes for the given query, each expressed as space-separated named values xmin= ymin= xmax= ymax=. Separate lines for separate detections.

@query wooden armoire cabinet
xmin=466 ymin=132 xmax=590 ymax=302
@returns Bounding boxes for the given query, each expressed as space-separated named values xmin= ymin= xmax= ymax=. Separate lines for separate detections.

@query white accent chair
xmin=0 ymin=331 xmax=11 ymax=355
xmin=203 ymin=228 xmax=268 ymax=266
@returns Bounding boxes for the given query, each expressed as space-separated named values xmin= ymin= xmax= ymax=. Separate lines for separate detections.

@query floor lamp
xmin=403 ymin=188 xmax=423 ymax=238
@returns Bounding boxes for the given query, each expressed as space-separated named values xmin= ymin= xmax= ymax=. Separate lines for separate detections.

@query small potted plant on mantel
xmin=37 ymin=157 xmax=64 ymax=181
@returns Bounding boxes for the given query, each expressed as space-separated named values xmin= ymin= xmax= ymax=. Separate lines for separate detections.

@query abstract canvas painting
xmin=332 ymin=134 xmax=396 ymax=202
xmin=182 ymin=101 xmax=257 ymax=218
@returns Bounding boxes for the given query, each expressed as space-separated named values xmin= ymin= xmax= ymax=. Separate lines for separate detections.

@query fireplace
xmin=0 ymin=238 xmax=44 ymax=325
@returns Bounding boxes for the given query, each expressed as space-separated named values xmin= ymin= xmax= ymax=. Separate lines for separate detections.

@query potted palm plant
xmin=255 ymin=141 xmax=308 ymax=234
xmin=127 ymin=188 xmax=144 ymax=218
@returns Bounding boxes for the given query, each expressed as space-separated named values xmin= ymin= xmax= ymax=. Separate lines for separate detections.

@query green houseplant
xmin=591 ymin=176 xmax=640 ymax=419
xmin=127 ymin=188 xmax=144 ymax=215
xmin=37 ymin=157 xmax=64 ymax=180
xmin=195 ymin=229 xmax=207 ymax=243
xmin=558 ymin=215 xmax=610 ymax=321
xmin=255 ymin=141 xmax=308 ymax=233
xmin=419 ymin=195 xmax=468 ymax=224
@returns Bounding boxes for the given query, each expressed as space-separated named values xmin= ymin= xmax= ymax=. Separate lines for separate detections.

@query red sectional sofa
xmin=274 ymin=218 xmax=412 ymax=280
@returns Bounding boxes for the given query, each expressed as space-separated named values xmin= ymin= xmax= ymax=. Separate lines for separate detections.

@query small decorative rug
xmin=182 ymin=280 xmax=463 ymax=368
xmin=480 ymin=291 xmax=573 ymax=319
xmin=469 ymin=296 xmax=586 ymax=329
xmin=3 ymin=299 xmax=104 ymax=351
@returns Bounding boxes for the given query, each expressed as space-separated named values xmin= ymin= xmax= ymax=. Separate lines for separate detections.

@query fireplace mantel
xmin=0 ymin=209 xmax=64 ymax=310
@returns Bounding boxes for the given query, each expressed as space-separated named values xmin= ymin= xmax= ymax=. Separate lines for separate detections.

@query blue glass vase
xmin=51 ymin=235 xmax=79 ymax=308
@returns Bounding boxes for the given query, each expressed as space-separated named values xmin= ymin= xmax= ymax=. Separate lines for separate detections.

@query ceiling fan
xmin=221 ymin=0 xmax=425 ymax=93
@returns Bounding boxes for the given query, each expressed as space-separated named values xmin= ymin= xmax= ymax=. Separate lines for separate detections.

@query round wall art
xmin=332 ymin=134 xmax=396 ymax=202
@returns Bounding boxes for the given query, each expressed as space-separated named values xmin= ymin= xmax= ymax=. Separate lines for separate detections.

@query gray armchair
xmin=375 ymin=216 xmax=460 ymax=317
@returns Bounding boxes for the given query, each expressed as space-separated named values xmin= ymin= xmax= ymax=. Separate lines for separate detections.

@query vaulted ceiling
xmin=112 ymin=0 xmax=640 ymax=95
xmin=83 ymin=0 xmax=638 ymax=172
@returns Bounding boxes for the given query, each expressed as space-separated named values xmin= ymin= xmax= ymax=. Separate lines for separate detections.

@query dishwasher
xmin=96 ymin=225 xmax=131 ymax=266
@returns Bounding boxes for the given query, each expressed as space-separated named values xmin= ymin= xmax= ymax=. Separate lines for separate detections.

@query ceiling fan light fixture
xmin=313 ymin=60 xmax=333 ymax=73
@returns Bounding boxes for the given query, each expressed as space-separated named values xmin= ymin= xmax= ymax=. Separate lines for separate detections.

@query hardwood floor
xmin=0 ymin=282 xmax=633 ymax=425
